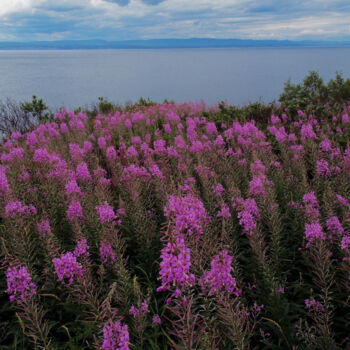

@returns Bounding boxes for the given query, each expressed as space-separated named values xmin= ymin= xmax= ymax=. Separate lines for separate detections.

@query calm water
xmin=0 ymin=48 xmax=349 ymax=110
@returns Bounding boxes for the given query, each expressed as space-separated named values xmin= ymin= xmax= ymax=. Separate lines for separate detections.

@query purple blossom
xmin=341 ymin=235 xmax=350 ymax=250
xmin=157 ymin=234 xmax=195 ymax=292
xmin=100 ymin=242 xmax=116 ymax=265
xmin=52 ymin=252 xmax=84 ymax=286
xmin=96 ymin=201 xmax=116 ymax=225
xmin=164 ymin=194 xmax=210 ymax=238
xmin=76 ymin=162 xmax=92 ymax=182
xmin=0 ymin=166 xmax=10 ymax=192
xmin=98 ymin=137 xmax=107 ymax=149
xmin=234 ymin=197 xmax=260 ymax=236
xmin=212 ymin=183 xmax=224 ymax=197
xmin=106 ymin=146 xmax=117 ymax=161
xmin=73 ymin=238 xmax=90 ymax=258
xmin=67 ymin=200 xmax=83 ymax=222
xmin=6 ymin=265 xmax=36 ymax=304
xmin=305 ymin=298 xmax=324 ymax=313
xmin=217 ymin=204 xmax=231 ymax=219
xmin=129 ymin=299 xmax=149 ymax=317
xmin=250 ymin=159 xmax=266 ymax=175
xmin=37 ymin=219 xmax=51 ymax=238
xmin=326 ymin=216 xmax=344 ymax=240
xmin=65 ymin=179 xmax=82 ymax=196
xmin=69 ymin=143 xmax=85 ymax=163
xmin=316 ymin=159 xmax=332 ymax=178
xmin=301 ymin=123 xmax=317 ymax=141
xmin=305 ymin=222 xmax=326 ymax=248
xmin=200 ymin=250 xmax=238 ymax=296
xmin=334 ymin=194 xmax=350 ymax=207
xmin=152 ymin=314 xmax=161 ymax=327
xmin=302 ymin=191 xmax=320 ymax=221
xmin=5 ymin=201 xmax=37 ymax=218
xmin=102 ymin=320 xmax=129 ymax=350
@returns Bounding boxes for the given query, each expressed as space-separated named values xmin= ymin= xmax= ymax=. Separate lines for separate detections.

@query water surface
xmin=0 ymin=47 xmax=349 ymax=109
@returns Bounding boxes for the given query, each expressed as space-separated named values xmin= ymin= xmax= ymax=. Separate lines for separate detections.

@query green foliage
xmin=20 ymin=95 xmax=50 ymax=122
xmin=279 ymin=71 xmax=350 ymax=111
xmin=97 ymin=97 xmax=116 ymax=114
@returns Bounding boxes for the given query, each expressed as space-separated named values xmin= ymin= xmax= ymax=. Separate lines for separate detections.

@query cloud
xmin=0 ymin=0 xmax=349 ymax=41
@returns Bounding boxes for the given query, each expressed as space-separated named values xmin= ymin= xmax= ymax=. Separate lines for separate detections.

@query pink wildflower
xmin=6 ymin=265 xmax=36 ymax=304
xmin=200 ymin=250 xmax=238 ymax=296
xmin=52 ymin=252 xmax=84 ymax=286
xmin=102 ymin=320 xmax=129 ymax=350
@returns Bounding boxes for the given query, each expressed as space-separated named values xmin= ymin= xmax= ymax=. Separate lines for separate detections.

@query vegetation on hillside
xmin=0 ymin=73 xmax=349 ymax=349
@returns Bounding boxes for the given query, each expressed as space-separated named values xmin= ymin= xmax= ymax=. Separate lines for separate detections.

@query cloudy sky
xmin=0 ymin=0 xmax=349 ymax=42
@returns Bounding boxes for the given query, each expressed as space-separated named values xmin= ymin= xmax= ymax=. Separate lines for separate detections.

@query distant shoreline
xmin=0 ymin=38 xmax=349 ymax=50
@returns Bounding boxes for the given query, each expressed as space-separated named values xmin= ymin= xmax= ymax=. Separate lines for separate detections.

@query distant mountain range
xmin=0 ymin=38 xmax=349 ymax=50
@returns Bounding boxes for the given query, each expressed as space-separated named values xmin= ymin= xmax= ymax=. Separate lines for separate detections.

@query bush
xmin=279 ymin=71 xmax=350 ymax=112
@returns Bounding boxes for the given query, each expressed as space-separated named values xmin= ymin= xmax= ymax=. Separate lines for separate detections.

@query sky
xmin=0 ymin=0 xmax=349 ymax=42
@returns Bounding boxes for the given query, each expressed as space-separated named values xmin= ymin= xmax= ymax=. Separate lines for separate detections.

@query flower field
xmin=0 ymin=100 xmax=349 ymax=349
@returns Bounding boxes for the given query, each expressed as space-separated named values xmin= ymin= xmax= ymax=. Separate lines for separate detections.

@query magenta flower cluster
xmin=0 ymin=165 xmax=10 ymax=193
xmin=157 ymin=234 xmax=195 ymax=292
xmin=5 ymin=200 xmax=37 ymax=218
xmin=6 ymin=265 xmax=36 ymax=304
xmin=73 ymin=238 xmax=90 ymax=258
xmin=96 ymin=201 xmax=117 ymax=225
xmin=233 ymin=197 xmax=260 ymax=236
xmin=37 ymin=219 xmax=51 ymax=238
xmin=67 ymin=200 xmax=83 ymax=222
xmin=52 ymin=252 xmax=84 ymax=286
xmin=100 ymin=242 xmax=116 ymax=266
xmin=102 ymin=320 xmax=129 ymax=350
xmin=164 ymin=193 xmax=210 ymax=237
xmin=305 ymin=222 xmax=326 ymax=248
xmin=129 ymin=299 xmax=149 ymax=317
xmin=200 ymin=250 xmax=238 ymax=296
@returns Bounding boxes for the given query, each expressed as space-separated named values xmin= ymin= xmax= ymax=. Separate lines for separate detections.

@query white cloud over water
xmin=0 ymin=0 xmax=349 ymax=41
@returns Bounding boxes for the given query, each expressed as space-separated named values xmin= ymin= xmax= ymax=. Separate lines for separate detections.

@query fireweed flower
xmin=341 ymin=235 xmax=350 ymax=250
xmin=65 ymin=179 xmax=82 ymax=196
xmin=326 ymin=216 xmax=344 ymax=241
xmin=129 ymin=300 xmax=149 ymax=317
xmin=37 ymin=219 xmax=51 ymax=238
xmin=302 ymin=192 xmax=320 ymax=221
xmin=96 ymin=201 xmax=116 ymax=225
xmin=102 ymin=320 xmax=129 ymax=350
xmin=217 ymin=204 xmax=231 ymax=219
xmin=164 ymin=193 xmax=210 ymax=238
xmin=234 ymin=197 xmax=260 ymax=236
xmin=316 ymin=159 xmax=332 ymax=178
xmin=300 ymin=123 xmax=317 ymax=141
xmin=305 ymin=222 xmax=326 ymax=248
xmin=73 ymin=238 xmax=90 ymax=258
xmin=106 ymin=146 xmax=117 ymax=162
xmin=5 ymin=201 xmax=37 ymax=218
xmin=200 ymin=250 xmax=239 ymax=297
xmin=6 ymin=265 xmax=36 ymax=304
xmin=67 ymin=200 xmax=83 ymax=222
xmin=334 ymin=194 xmax=350 ymax=207
xmin=249 ymin=174 xmax=271 ymax=197
xmin=69 ymin=143 xmax=85 ymax=163
xmin=305 ymin=298 xmax=324 ymax=313
xmin=157 ymin=234 xmax=195 ymax=292
xmin=52 ymin=252 xmax=84 ymax=286
xmin=152 ymin=314 xmax=161 ymax=327
xmin=212 ymin=183 xmax=224 ymax=197
xmin=100 ymin=242 xmax=116 ymax=265
xmin=76 ymin=162 xmax=92 ymax=182
xmin=250 ymin=159 xmax=266 ymax=175
xmin=0 ymin=165 xmax=10 ymax=192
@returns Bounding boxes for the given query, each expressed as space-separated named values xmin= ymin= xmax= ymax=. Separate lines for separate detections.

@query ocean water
xmin=0 ymin=47 xmax=349 ymax=110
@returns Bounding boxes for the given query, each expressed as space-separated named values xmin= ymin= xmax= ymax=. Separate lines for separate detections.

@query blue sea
xmin=0 ymin=47 xmax=349 ymax=110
